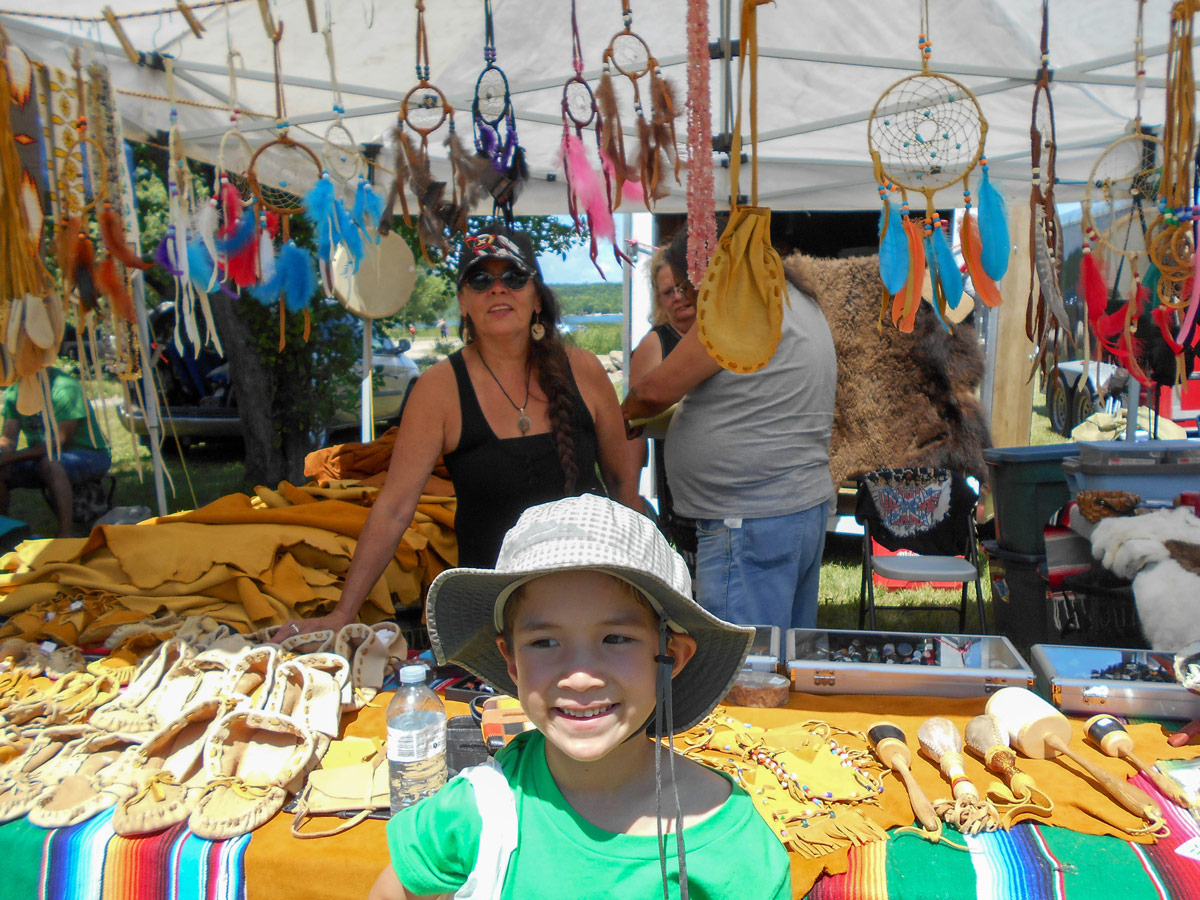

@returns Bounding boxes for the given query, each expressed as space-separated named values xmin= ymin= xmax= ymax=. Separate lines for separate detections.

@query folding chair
xmin=854 ymin=467 xmax=987 ymax=632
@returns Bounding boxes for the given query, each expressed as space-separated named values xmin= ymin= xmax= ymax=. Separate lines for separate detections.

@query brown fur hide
xmin=782 ymin=252 xmax=992 ymax=487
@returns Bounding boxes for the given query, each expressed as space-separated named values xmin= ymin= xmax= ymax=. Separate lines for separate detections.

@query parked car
xmin=117 ymin=303 xmax=420 ymax=447
xmin=1047 ymin=359 xmax=1200 ymax=436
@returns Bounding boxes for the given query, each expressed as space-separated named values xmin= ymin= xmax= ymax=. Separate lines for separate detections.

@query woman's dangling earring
xmin=530 ymin=314 xmax=546 ymax=341
xmin=462 ymin=314 xmax=475 ymax=344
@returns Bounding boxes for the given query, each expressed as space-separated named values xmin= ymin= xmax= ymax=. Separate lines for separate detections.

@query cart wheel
xmin=1073 ymin=382 xmax=1098 ymax=427
xmin=1048 ymin=369 xmax=1073 ymax=435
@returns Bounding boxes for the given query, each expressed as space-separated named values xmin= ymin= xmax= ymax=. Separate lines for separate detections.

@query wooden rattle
xmin=917 ymin=716 xmax=1001 ymax=834
xmin=867 ymin=721 xmax=940 ymax=832
xmin=965 ymin=713 xmax=1053 ymax=821
xmin=986 ymin=687 xmax=1166 ymax=835
xmin=1085 ymin=714 xmax=1198 ymax=810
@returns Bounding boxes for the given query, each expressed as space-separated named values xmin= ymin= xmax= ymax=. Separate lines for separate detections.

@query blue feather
xmin=924 ymin=233 xmax=949 ymax=331
xmin=352 ymin=178 xmax=385 ymax=241
xmin=248 ymin=258 xmax=286 ymax=305
xmin=303 ymin=174 xmax=337 ymax=263
xmin=186 ymin=238 xmax=217 ymax=294
xmin=334 ymin=195 xmax=364 ymax=269
xmin=878 ymin=202 xmax=908 ymax=295
xmin=279 ymin=242 xmax=318 ymax=312
xmin=215 ymin=207 xmax=258 ymax=256
xmin=931 ymin=223 xmax=963 ymax=308
xmin=978 ymin=165 xmax=1010 ymax=281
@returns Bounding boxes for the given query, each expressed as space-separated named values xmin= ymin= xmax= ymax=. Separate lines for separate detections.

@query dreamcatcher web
xmin=475 ymin=68 xmax=507 ymax=124
xmin=868 ymin=75 xmax=983 ymax=192
xmin=1083 ymin=132 xmax=1162 ymax=263
xmin=251 ymin=140 xmax=320 ymax=215
xmin=610 ymin=33 xmax=650 ymax=78
xmin=565 ymin=81 xmax=596 ymax=127
xmin=403 ymin=85 xmax=447 ymax=135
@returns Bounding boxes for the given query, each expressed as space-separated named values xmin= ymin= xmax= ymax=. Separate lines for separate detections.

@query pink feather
xmin=562 ymin=134 xmax=615 ymax=241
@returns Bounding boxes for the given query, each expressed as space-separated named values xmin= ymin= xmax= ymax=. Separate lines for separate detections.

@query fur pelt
xmin=1090 ymin=507 xmax=1200 ymax=650
xmin=781 ymin=251 xmax=991 ymax=487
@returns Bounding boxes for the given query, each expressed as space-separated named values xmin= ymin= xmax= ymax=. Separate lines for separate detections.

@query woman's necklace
xmin=477 ymin=350 xmax=533 ymax=435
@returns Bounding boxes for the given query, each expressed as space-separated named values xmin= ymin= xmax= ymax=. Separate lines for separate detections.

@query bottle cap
xmin=400 ymin=664 xmax=428 ymax=685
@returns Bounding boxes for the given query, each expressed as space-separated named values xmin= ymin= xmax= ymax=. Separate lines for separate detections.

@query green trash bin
xmin=983 ymin=444 xmax=1079 ymax=555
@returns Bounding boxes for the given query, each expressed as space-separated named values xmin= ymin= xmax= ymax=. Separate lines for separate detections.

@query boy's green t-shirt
xmin=2 ymin=369 xmax=108 ymax=453
xmin=386 ymin=730 xmax=792 ymax=900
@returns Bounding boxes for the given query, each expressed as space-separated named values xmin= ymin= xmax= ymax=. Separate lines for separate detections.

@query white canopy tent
xmin=2 ymin=0 xmax=1194 ymax=513
xmin=2 ymin=0 xmax=1189 ymax=212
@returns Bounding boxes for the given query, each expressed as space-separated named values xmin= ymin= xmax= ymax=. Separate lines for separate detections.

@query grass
xmin=566 ymin=322 xmax=623 ymax=356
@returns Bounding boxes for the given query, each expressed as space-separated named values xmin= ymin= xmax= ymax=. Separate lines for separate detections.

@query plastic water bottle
xmin=386 ymin=665 xmax=447 ymax=813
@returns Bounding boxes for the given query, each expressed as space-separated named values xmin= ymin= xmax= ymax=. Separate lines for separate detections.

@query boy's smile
xmin=497 ymin=570 xmax=695 ymax=773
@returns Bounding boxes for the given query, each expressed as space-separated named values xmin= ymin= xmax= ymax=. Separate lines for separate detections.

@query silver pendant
xmin=517 ymin=411 xmax=531 ymax=435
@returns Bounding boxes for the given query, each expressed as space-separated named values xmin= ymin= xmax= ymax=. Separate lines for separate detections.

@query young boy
xmin=370 ymin=494 xmax=792 ymax=900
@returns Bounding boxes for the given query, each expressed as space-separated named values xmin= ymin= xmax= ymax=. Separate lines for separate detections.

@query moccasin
xmin=89 ymin=638 xmax=194 ymax=732
xmin=27 ymin=731 xmax=145 ymax=828
xmin=111 ymin=698 xmax=246 ymax=836
xmin=227 ymin=645 xmax=279 ymax=709
xmin=281 ymin=630 xmax=335 ymax=657
xmin=334 ymin=623 xmax=404 ymax=710
xmin=188 ymin=709 xmax=316 ymax=840
xmin=265 ymin=656 xmax=344 ymax=749
xmin=0 ymin=725 xmax=97 ymax=823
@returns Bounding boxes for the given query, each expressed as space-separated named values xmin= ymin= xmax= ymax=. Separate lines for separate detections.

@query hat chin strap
xmin=653 ymin=618 xmax=688 ymax=900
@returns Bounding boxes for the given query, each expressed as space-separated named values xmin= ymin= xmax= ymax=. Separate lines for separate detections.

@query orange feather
xmin=99 ymin=202 xmax=151 ymax=270
xmin=96 ymin=256 xmax=135 ymax=322
xmin=894 ymin=217 xmax=926 ymax=333
xmin=960 ymin=213 xmax=1003 ymax=307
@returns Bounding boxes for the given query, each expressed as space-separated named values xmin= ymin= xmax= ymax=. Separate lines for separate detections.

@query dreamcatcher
xmin=319 ymin=8 xmax=365 ymax=190
xmin=558 ymin=0 xmax=624 ymax=276
xmin=245 ymin=19 xmax=321 ymax=349
xmin=0 ymin=32 xmax=64 ymax=425
xmin=1079 ymin=0 xmax=1165 ymax=390
xmin=867 ymin=2 xmax=1006 ymax=334
xmin=1026 ymin=0 xmax=1070 ymax=382
xmin=470 ymin=0 xmax=528 ymax=222
xmin=383 ymin=0 xmax=476 ymax=262
xmin=595 ymin=0 xmax=682 ymax=211
xmin=1145 ymin=0 xmax=1200 ymax=385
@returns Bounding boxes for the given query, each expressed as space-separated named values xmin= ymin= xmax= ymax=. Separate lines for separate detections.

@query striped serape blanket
xmin=0 ymin=808 xmax=250 ymax=900
xmin=807 ymin=772 xmax=1200 ymax=900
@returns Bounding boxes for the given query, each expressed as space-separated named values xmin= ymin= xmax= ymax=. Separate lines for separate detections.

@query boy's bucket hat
xmin=427 ymin=494 xmax=754 ymax=732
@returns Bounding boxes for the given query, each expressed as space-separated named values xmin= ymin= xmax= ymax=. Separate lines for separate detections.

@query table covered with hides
xmin=2 ymin=691 xmax=1200 ymax=900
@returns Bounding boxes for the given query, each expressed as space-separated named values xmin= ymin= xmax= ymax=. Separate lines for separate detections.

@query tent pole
xmin=986 ymin=192 xmax=1035 ymax=447
xmin=720 ymin=0 xmax=734 ymax=141
xmin=361 ymin=321 xmax=374 ymax=444
xmin=130 ymin=272 xmax=169 ymax=517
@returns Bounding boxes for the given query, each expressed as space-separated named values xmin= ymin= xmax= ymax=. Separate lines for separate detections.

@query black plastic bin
xmin=1050 ymin=570 xmax=1146 ymax=649
xmin=983 ymin=540 xmax=1049 ymax=656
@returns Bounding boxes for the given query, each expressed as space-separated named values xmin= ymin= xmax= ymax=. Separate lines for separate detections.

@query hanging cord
xmin=413 ymin=0 xmax=430 ymax=85
xmin=321 ymin=16 xmax=344 ymax=118
xmin=653 ymin=619 xmax=688 ymax=900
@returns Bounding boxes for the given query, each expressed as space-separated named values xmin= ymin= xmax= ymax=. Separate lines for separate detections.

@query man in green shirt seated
xmin=0 ymin=367 xmax=111 ymax=537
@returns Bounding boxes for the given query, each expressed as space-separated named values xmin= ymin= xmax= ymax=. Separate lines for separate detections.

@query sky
xmin=538 ymin=215 xmax=639 ymax=284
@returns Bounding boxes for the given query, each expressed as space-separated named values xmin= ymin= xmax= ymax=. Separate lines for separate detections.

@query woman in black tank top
xmin=627 ymin=248 xmax=698 ymax=567
xmin=275 ymin=226 xmax=639 ymax=640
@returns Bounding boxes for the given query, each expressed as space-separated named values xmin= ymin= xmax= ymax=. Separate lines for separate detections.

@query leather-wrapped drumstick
xmin=1085 ymin=714 xmax=1198 ymax=810
xmin=867 ymin=721 xmax=939 ymax=832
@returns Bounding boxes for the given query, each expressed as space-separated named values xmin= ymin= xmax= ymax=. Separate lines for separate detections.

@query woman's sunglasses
xmin=464 ymin=269 xmax=532 ymax=292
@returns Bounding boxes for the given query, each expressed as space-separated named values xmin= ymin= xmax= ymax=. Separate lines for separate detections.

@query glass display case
xmin=1031 ymin=643 xmax=1200 ymax=719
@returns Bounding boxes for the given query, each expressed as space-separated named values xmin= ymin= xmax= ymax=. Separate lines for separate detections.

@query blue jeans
xmin=694 ymin=501 xmax=829 ymax=632
xmin=5 ymin=448 xmax=111 ymax=487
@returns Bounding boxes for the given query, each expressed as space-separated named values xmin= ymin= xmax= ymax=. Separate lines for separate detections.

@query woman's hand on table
xmin=269 ymin=609 xmax=353 ymax=644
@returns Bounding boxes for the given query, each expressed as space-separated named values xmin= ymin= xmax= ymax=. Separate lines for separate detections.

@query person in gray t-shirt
xmin=622 ymin=225 xmax=837 ymax=632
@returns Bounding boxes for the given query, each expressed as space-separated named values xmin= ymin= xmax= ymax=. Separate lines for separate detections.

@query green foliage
xmin=564 ymin=322 xmax=622 ymax=356
xmin=551 ymin=283 xmax=623 ymax=316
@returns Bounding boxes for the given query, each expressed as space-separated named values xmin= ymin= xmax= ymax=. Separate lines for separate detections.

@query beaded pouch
xmin=679 ymin=708 xmax=888 ymax=859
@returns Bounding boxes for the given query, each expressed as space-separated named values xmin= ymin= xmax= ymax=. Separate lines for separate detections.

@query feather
xmin=218 ymin=179 xmax=242 ymax=235
xmin=98 ymin=202 xmax=151 ymax=270
xmin=248 ymin=260 xmax=285 ymax=306
xmin=215 ymin=206 xmax=257 ymax=256
xmin=960 ymin=212 xmax=1003 ymax=308
xmin=878 ymin=199 xmax=908 ymax=295
xmin=351 ymin=177 xmax=385 ymax=241
xmin=278 ymin=242 xmax=318 ymax=313
xmin=55 ymin=217 xmax=83 ymax=294
xmin=596 ymin=70 xmax=627 ymax=206
xmin=258 ymin=222 xmax=276 ymax=285
xmin=561 ymin=132 xmax=615 ymax=242
xmin=186 ymin=238 xmax=218 ymax=296
xmin=978 ymin=164 xmax=1010 ymax=280
xmin=193 ymin=199 xmax=221 ymax=290
xmin=445 ymin=129 xmax=486 ymax=219
xmin=96 ymin=256 xmax=135 ymax=322
xmin=73 ymin=234 xmax=98 ymax=313
xmin=219 ymin=209 xmax=260 ymax=288
xmin=1081 ymin=250 xmax=1108 ymax=327
xmin=303 ymin=174 xmax=337 ymax=264
xmin=1152 ymin=306 xmax=1186 ymax=355
xmin=334 ymin=195 xmax=363 ymax=267
xmin=650 ymin=73 xmax=682 ymax=184
xmin=895 ymin=216 xmax=926 ymax=333
xmin=153 ymin=229 xmax=183 ymax=277
xmin=932 ymin=220 xmax=963 ymax=309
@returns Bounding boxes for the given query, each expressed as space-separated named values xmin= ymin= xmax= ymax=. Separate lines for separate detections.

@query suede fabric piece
xmin=0 ymin=477 xmax=456 ymax=641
